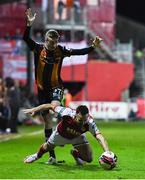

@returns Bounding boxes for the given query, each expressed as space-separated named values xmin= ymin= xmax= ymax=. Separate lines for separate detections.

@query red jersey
xmin=54 ymin=106 xmax=100 ymax=139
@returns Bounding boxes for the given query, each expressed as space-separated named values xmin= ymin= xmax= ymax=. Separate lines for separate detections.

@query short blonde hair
xmin=45 ymin=29 xmax=60 ymax=40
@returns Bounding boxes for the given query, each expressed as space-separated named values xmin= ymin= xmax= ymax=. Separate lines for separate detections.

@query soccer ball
xmin=99 ymin=151 xmax=117 ymax=170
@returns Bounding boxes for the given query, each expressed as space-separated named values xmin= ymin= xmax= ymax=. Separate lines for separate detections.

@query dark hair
xmin=76 ymin=105 xmax=89 ymax=115
xmin=5 ymin=77 xmax=14 ymax=88
xmin=45 ymin=29 xmax=60 ymax=39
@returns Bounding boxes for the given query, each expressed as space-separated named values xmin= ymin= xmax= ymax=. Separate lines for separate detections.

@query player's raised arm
xmin=23 ymin=8 xmax=38 ymax=51
xmin=25 ymin=8 xmax=36 ymax=27
xmin=22 ymin=104 xmax=55 ymax=116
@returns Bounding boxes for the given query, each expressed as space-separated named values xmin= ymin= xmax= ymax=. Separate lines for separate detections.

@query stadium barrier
xmin=69 ymin=101 xmax=138 ymax=121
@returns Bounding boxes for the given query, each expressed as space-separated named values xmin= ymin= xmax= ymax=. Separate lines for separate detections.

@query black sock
xmin=49 ymin=150 xmax=56 ymax=159
xmin=44 ymin=129 xmax=56 ymax=159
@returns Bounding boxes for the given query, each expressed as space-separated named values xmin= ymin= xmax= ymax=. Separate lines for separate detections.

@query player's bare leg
xmin=75 ymin=143 xmax=93 ymax=162
xmin=24 ymin=142 xmax=54 ymax=163
xmin=71 ymin=149 xmax=85 ymax=165
xmin=24 ymin=143 xmax=48 ymax=163
xmin=71 ymin=143 xmax=93 ymax=165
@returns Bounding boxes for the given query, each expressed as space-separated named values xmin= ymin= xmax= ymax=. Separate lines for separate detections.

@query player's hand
xmin=22 ymin=108 xmax=35 ymax=116
xmin=105 ymin=151 xmax=112 ymax=155
xmin=92 ymin=36 xmax=103 ymax=48
xmin=25 ymin=8 xmax=36 ymax=26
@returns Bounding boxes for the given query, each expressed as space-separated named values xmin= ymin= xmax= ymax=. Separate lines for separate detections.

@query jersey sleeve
xmin=62 ymin=46 xmax=94 ymax=57
xmin=54 ymin=106 xmax=75 ymax=117
xmin=23 ymin=26 xmax=40 ymax=52
xmin=88 ymin=117 xmax=100 ymax=136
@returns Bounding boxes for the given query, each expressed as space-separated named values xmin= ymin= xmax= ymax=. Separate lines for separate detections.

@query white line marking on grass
xmin=0 ymin=130 xmax=43 ymax=143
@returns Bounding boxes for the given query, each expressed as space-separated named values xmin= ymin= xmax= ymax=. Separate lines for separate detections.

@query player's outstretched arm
xmin=96 ymin=133 xmax=110 ymax=152
xmin=22 ymin=104 xmax=55 ymax=116
xmin=25 ymin=8 xmax=36 ymax=26
xmin=67 ymin=36 xmax=103 ymax=56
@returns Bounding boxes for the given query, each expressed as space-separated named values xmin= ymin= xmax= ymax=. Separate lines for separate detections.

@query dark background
xmin=116 ymin=0 xmax=145 ymax=24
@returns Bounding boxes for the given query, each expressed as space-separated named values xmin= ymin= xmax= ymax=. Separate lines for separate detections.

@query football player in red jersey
xmin=23 ymin=104 xmax=111 ymax=165
xmin=23 ymin=8 xmax=102 ymax=163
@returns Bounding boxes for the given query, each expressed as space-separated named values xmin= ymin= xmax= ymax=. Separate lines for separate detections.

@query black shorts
xmin=38 ymin=87 xmax=64 ymax=105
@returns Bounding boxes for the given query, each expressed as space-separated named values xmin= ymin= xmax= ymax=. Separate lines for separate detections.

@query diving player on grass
xmin=23 ymin=104 xmax=112 ymax=165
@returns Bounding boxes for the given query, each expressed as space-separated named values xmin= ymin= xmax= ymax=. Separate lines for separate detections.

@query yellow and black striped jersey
xmin=23 ymin=26 xmax=94 ymax=91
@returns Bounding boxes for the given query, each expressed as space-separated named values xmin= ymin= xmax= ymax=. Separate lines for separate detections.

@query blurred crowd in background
xmin=0 ymin=76 xmax=39 ymax=134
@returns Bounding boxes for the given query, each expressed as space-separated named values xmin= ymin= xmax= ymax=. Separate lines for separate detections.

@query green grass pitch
xmin=0 ymin=121 xmax=145 ymax=179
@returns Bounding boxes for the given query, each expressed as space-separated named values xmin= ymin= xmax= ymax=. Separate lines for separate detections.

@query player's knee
xmin=85 ymin=155 xmax=93 ymax=163
xmin=43 ymin=143 xmax=49 ymax=150
xmin=86 ymin=158 xmax=93 ymax=163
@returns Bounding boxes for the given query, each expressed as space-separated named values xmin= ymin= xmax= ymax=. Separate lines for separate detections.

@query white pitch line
xmin=0 ymin=130 xmax=43 ymax=143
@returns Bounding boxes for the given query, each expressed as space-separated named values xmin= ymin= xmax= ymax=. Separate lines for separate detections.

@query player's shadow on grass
xmin=39 ymin=162 xmax=99 ymax=172
xmin=57 ymin=164 xmax=100 ymax=171
xmin=39 ymin=162 xmax=119 ymax=172
xmin=56 ymin=164 xmax=120 ymax=172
